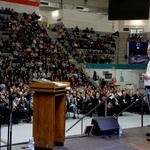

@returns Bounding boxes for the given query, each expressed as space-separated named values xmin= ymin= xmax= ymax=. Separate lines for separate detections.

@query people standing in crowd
xmin=17 ymin=95 xmax=31 ymax=123
xmin=76 ymin=91 xmax=84 ymax=114
xmin=66 ymin=91 xmax=77 ymax=119
xmin=131 ymin=90 xmax=143 ymax=114
xmin=118 ymin=90 xmax=131 ymax=115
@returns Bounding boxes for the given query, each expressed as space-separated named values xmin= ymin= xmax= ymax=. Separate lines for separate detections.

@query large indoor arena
xmin=0 ymin=0 xmax=150 ymax=150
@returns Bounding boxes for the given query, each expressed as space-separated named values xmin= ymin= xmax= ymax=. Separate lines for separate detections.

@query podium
xmin=29 ymin=81 xmax=69 ymax=150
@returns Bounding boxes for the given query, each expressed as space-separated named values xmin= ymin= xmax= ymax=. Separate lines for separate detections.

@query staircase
xmin=117 ymin=38 xmax=127 ymax=64
xmin=112 ymin=36 xmax=119 ymax=64
xmin=117 ymin=32 xmax=129 ymax=64
xmin=46 ymin=28 xmax=97 ymax=85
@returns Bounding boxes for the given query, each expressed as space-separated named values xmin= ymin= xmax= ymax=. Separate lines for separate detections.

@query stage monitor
xmin=108 ymin=0 xmax=149 ymax=20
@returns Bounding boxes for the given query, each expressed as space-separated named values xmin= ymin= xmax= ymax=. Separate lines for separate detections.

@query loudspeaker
xmin=91 ymin=117 xmax=119 ymax=136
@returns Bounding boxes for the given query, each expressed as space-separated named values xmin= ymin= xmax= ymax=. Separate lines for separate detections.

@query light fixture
xmin=52 ymin=11 xmax=59 ymax=17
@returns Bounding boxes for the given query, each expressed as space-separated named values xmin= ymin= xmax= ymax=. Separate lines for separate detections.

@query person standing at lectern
xmin=142 ymin=44 xmax=150 ymax=141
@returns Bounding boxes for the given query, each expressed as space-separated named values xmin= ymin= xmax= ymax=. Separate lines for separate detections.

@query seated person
xmin=73 ymin=26 xmax=79 ymax=33
xmin=66 ymin=92 xmax=77 ymax=119
xmin=90 ymin=27 xmax=95 ymax=33
xmin=17 ymin=95 xmax=31 ymax=122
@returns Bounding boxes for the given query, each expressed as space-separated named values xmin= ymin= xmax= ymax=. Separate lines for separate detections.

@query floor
xmin=0 ymin=112 xmax=150 ymax=149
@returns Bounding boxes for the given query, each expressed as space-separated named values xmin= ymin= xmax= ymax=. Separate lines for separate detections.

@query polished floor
xmin=1 ymin=112 xmax=150 ymax=149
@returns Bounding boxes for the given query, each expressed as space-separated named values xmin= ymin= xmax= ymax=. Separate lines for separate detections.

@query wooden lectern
xmin=29 ymin=81 xmax=69 ymax=150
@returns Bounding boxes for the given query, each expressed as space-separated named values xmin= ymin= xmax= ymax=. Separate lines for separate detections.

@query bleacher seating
xmin=0 ymin=7 xmax=148 ymax=123
xmin=52 ymin=25 xmax=117 ymax=64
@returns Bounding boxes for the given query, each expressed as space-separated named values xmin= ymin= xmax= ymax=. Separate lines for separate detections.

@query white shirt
xmin=144 ymin=61 xmax=150 ymax=86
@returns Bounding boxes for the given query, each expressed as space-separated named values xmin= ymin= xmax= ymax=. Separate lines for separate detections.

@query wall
xmin=39 ymin=8 xmax=119 ymax=32
xmin=1 ymin=0 xmax=39 ymax=14
xmin=84 ymin=64 xmax=146 ymax=89
xmin=84 ymin=68 xmax=144 ymax=89
xmin=39 ymin=9 xmax=63 ymax=24
xmin=39 ymin=8 xmax=150 ymax=34
xmin=62 ymin=9 xmax=118 ymax=32
xmin=119 ymin=20 xmax=150 ymax=32
xmin=63 ymin=14 xmax=150 ymax=33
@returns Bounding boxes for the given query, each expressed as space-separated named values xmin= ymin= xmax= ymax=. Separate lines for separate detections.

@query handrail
xmin=66 ymin=93 xmax=146 ymax=133
xmin=113 ymin=93 xmax=146 ymax=118
xmin=66 ymin=95 xmax=111 ymax=132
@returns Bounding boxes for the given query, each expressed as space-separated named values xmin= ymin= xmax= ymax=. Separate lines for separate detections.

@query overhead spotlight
xmin=52 ymin=10 xmax=59 ymax=17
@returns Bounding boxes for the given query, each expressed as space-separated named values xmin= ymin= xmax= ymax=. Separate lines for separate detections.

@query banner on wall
xmin=129 ymin=42 xmax=148 ymax=50
xmin=128 ymin=55 xmax=148 ymax=64
xmin=1 ymin=0 xmax=39 ymax=7
xmin=120 ymin=75 xmax=124 ymax=83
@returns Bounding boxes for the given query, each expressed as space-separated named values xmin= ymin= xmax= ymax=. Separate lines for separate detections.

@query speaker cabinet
xmin=91 ymin=117 xmax=119 ymax=136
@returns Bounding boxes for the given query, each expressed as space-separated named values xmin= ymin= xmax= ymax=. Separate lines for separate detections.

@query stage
xmin=1 ymin=126 xmax=150 ymax=150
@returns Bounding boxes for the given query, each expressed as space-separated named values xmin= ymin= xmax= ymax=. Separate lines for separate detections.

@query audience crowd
xmin=52 ymin=25 xmax=117 ymax=64
xmin=128 ymin=33 xmax=148 ymax=42
xmin=66 ymin=84 xmax=148 ymax=119
xmin=0 ymin=7 xmax=149 ymax=125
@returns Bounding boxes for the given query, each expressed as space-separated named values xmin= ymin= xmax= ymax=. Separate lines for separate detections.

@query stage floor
xmin=1 ymin=126 xmax=150 ymax=150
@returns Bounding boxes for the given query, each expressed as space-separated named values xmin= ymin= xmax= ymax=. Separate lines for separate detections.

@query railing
xmin=113 ymin=93 xmax=146 ymax=127
xmin=66 ymin=94 xmax=111 ymax=133
xmin=66 ymin=93 xmax=146 ymax=134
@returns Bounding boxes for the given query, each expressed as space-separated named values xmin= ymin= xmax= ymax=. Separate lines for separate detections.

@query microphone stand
xmin=7 ymin=89 xmax=13 ymax=150
xmin=0 ymin=106 xmax=1 ymax=150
